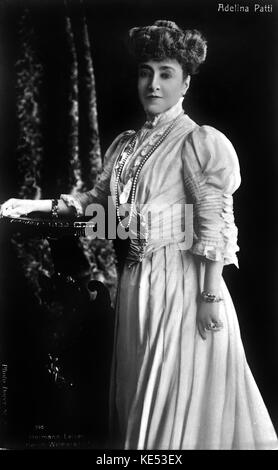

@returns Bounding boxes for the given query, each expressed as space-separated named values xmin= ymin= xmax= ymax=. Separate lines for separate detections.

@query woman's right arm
xmin=0 ymin=129 xmax=134 ymax=219
xmin=0 ymin=198 xmax=76 ymax=218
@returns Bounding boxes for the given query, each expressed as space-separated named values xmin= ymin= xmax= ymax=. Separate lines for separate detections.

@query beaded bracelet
xmin=51 ymin=198 xmax=59 ymax=219
xmin=200 ymin=291 xmax=223 ymax=303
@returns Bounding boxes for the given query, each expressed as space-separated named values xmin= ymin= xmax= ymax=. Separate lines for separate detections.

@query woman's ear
xmin=182 ymin=75 xmax=191 ymax=96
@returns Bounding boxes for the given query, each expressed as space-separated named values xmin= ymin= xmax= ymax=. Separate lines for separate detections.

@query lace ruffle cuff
xmin=191 ymin=193 xmax=239 ymax=268
xmin=60 ymin=194 xmax=84 ymax=218
xmin=190 ymin=241 xmax=239 ymax=267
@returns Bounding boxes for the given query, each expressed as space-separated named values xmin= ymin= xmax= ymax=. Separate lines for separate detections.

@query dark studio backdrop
xmin=0 ymin=0 xmax=277 ymax=448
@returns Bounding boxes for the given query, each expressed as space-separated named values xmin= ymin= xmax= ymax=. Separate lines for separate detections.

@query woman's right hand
xmin=0 ymin=198 xmax=36 ymax=218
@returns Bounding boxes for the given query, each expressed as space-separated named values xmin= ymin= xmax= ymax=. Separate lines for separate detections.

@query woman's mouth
xmin=146 ymin=95 xmax=162 ymax=100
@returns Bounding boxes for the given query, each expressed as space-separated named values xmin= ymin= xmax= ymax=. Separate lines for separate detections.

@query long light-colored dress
xmin=61 ymin=99 xmax=278 ymax=450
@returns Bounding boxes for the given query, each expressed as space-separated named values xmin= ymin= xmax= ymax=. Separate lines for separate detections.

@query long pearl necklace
xmin=114 ymin=113 xmax=183 ymax=230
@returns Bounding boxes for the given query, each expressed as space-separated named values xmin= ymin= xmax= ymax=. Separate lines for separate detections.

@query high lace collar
xmin=144 ymin=97 xmax=184 ymax=129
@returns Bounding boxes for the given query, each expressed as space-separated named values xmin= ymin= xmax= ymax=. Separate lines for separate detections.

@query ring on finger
xmin=206 ymin=322 xmax=221 ymax=331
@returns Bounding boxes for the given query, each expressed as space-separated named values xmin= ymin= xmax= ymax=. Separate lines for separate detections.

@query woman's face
xmin=138 ymin=59 xmax=190 ymax=118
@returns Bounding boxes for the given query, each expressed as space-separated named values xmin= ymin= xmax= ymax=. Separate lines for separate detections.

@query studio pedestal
xmin=0 ymin=215 xmax=115 ymax=449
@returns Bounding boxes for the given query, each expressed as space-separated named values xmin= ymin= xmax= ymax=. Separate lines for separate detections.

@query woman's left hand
xmin=196 ymin=301 xmax=223 ymax=340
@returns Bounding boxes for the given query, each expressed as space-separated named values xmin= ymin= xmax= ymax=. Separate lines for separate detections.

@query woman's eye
xmin=161 ymin=73 xmax=172 ymax=79
xmin=139 ymin=70 xmax=150 ymax=78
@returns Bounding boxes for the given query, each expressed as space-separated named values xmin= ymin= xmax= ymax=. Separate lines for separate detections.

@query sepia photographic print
xmin=0 ymin=0 xmax=277 ymax=454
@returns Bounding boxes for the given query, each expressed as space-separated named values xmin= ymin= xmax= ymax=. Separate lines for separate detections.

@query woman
xmin=1 ymin=20 xmax=277 ymax=450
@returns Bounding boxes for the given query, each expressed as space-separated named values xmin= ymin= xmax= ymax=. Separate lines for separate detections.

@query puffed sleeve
xmin=182 ymin=125 xmax=241 ymax=267
xmin=60 ymin=130 xmax=135 ymax=216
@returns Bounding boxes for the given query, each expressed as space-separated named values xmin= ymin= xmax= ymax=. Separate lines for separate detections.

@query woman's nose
xmin=149 ymin=74 xmax=160 ymax=91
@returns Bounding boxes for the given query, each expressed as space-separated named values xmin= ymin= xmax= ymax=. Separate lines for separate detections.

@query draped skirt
xmin=108 ymin=244 xmax=278 ymax=450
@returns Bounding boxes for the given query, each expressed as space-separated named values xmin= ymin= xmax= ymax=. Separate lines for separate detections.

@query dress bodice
xmin=60 ymin=99 xmax=241 ymax=267
xmin=118 ymin=98 xmax=185 ymax=187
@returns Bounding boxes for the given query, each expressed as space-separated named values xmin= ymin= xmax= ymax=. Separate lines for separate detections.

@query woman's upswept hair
xmin=128 ymin=20 xmax=207 ymax=76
